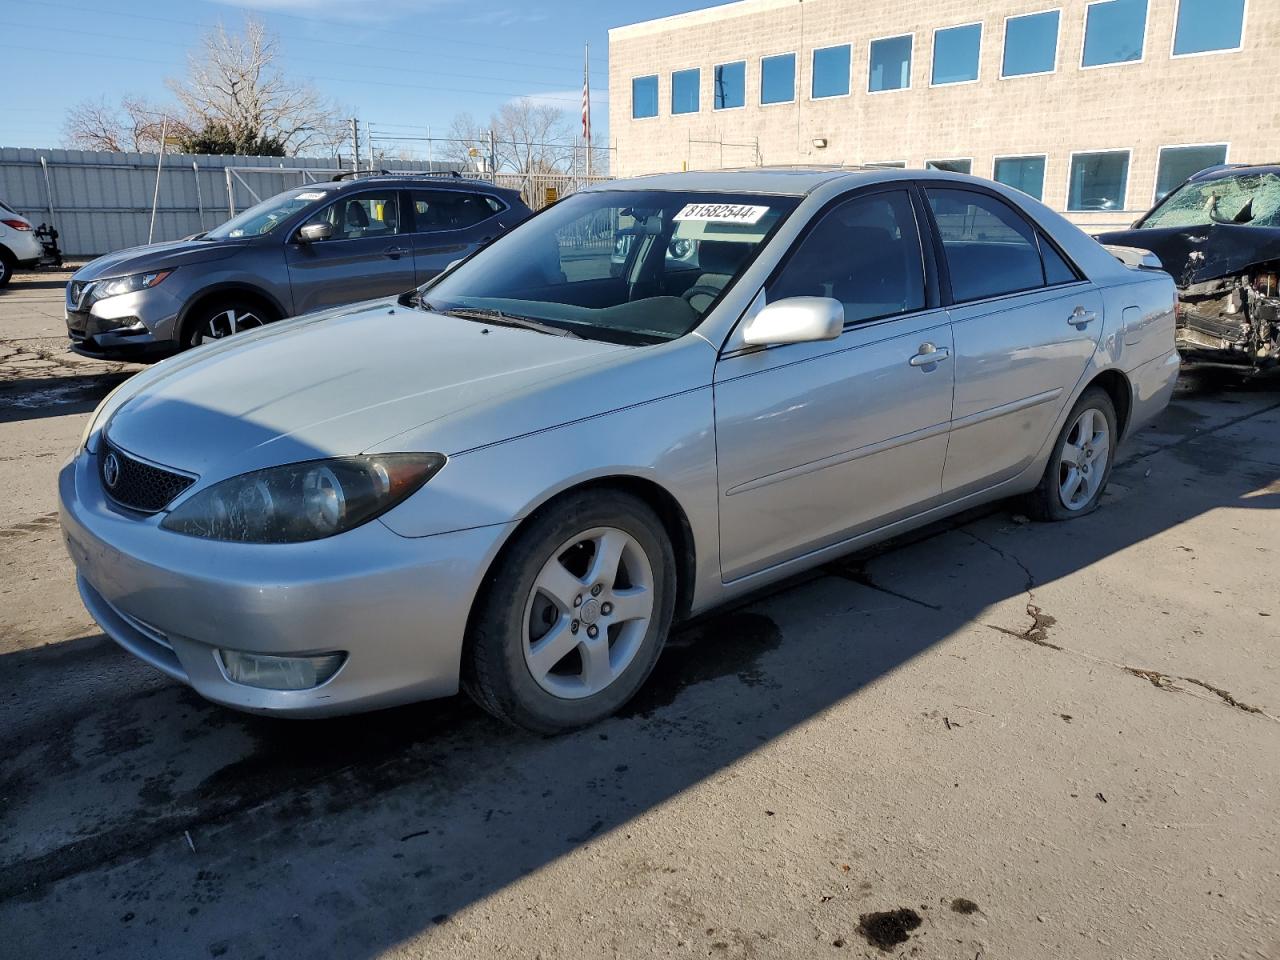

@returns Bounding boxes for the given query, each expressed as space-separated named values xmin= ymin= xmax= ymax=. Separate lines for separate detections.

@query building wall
xmin=608 ymin=0 xmax=1279 ymax=229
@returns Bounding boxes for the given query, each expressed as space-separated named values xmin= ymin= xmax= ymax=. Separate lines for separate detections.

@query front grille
xmin=68 ymin=280 xmax=88 ymax=309
xmin=99 ymin=440 xmax=197 ymax=513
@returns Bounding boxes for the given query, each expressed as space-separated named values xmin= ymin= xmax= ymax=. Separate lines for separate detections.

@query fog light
xmin=218 ymin=649 xmax=346 ymax=690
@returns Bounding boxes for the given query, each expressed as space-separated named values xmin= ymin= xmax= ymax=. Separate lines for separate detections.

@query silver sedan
xmin=59 ymin=168 xmax=1179 ymax=732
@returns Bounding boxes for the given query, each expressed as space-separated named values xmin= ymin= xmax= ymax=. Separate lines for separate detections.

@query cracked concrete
xmin=1 ymin=269 xmax=1278 ymax=959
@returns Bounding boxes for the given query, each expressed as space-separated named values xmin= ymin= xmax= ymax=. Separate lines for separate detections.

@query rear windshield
xmin=204 ymin=187 xmax=335 ymax=240
xmin=417 ymin=190 xmax=799 ymax=344
xmin=1141 ymin=172 xmax=1280 ymax=230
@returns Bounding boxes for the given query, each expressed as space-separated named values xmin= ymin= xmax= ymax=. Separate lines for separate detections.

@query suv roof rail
xmin=331 ymin=168 xmax=392 ymax=181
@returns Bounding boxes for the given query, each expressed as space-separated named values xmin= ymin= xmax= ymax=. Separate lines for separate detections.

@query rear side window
xmin=410 ymin=191 xmax=500 ymax=231
xmin=769 ymin=190 xmax=925 ymax=325
xmin=927 ymin=188 xmax=1068 ymax=302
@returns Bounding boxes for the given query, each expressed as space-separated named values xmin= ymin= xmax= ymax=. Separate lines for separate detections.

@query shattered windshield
xmin=1141 ymin=173 xmax=1280 ymax=230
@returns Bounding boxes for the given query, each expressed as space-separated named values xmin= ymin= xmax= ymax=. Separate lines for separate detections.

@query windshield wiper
xmin=438 ymin=307 xmax=582 ymax=339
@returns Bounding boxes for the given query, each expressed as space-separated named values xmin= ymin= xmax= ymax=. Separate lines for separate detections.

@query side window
xmin=768 ymin=190 xmax=925 ymax=325
xmin=1039 ymin=235 xmax=1079 ymax=285
xmin=410 ymin=191 xmax=499 ymax=232
xmin=302 ymin=191 xmax=401 ymax=241
xmin=926 ymin=188 xmax=1046 ymax=301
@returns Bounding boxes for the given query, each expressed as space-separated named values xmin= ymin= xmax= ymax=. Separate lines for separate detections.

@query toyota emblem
xmin=102 ymin=452 xmax=121 ymax=489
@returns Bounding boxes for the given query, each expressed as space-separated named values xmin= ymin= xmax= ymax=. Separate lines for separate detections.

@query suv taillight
xmin=1 ymin=219 xmax=31 ymax=231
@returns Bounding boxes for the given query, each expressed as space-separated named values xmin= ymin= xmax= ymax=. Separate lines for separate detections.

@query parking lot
xmin=1 ymin=267 xmax=1278 ymax=958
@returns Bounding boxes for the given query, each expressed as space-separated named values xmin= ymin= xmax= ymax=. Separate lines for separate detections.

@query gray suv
xmin=65 ymin=174 xmax=531 ymax=357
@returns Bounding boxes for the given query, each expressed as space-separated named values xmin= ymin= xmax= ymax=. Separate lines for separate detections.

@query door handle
xmin=384 ymin=246 xmax=410 ymax=260
xmin=909 ymin=343 xmax=950 ymax=367
xmin=1068 ymin=305 xmax=1097 ymax=326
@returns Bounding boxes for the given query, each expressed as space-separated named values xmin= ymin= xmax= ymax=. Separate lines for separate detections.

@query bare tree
xmin=63 ymin=96 xmax=180 ymax=153
xmin=446 ymin=99 xmax=581 ymax=176
xmin=167 ymin=17 xmax=347 ymax=155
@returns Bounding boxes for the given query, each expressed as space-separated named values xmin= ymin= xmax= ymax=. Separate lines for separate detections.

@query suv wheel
xmin=182 ymin=299 xmax=274 ymax=349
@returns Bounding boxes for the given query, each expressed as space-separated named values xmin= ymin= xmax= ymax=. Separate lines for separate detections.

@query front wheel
xmin=1027 ymin=386 xmax=1118 ymax=521
xmin=181 ymin=299 xmax=274 ymax=349
xmin=0 ymin=249 xmax=14 ymax=288
xmin=463 ymin=490 xmax=677 ymax=733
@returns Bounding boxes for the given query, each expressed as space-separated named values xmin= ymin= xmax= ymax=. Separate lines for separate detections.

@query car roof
xmin=1188 ymin=162 xmax=1280 ymax=183
xmin=593 ymin=166 xmax=1017 ymax=197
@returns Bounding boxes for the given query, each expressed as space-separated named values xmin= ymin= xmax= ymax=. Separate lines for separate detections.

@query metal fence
xmin=0 ymin=148 xmax=588 ymax=258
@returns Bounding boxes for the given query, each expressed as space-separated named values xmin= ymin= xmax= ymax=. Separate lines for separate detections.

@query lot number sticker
xmin=674 ymin=203 xmax=770 ymax=224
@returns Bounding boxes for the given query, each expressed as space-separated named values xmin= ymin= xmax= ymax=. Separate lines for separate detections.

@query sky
xmin=0 ymin=0 xmax=737 ymax=154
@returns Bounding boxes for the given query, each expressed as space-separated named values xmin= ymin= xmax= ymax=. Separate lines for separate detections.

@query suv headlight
xmin=160 ymin=453 xmax=445 ymax=543
xmin=90 ymin=270 xmax=173 ymax=303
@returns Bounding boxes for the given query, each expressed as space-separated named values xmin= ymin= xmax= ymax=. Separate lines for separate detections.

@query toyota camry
xmin=59 ymin=168 xmax=1178 ymax=732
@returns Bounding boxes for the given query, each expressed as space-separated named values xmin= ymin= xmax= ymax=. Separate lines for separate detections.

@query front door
xmin=285 ymin=189 xmax=417 ymax=315
xmin=714 ymin=188 xmax=955 ymax=582
xmin=923 ymin=186 xmax=1105 ymax=496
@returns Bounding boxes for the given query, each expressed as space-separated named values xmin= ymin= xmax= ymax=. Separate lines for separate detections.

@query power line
xmin=24 ymin=0 xmax=611 ymax=69
xmin=0 ymin=43 xmax=595 ymax=105
xmin=0 ymin=19 xmax=605 ymax=90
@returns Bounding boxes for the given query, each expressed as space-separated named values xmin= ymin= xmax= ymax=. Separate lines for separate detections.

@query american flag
xmin=581 ymin=43 xmax=591 ymax=143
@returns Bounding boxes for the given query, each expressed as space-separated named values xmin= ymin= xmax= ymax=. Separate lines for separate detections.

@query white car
xmin=0 ymin=199 xmax=44 ymax=287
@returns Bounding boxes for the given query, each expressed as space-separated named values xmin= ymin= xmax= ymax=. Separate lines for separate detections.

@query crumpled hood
xmin=73 ymin=237 xmax=243 ymax=281
xmin=101 ymin=300 xmax=637 ymax=483
xmin=1096 ymin=223 xmax=1280 ymax=287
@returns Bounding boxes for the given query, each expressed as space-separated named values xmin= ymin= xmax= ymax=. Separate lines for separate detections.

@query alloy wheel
xmin=1058 ymin=406 xmax=1110 ymax=511
xmin=522 ymin=526 xmax=655 ymax=700
xmin=191 ymin=308 xmax=263 ymax=346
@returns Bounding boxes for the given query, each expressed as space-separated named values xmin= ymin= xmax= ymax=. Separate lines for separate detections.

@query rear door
xmin=285 ymin=188 xmax=416 ymax=314
xmin=713 ymin=187 xmax=955 ymax=581
xmin=407 ymin=189 xmax=509 ymax=283
xmin=924 ymin=186 xmax=1104 ymax=496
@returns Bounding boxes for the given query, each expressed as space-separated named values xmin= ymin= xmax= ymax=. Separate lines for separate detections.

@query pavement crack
xmin=987 ymin=604 xmax=1061 ymax=650
xmin=960 ymin=528 xmax=1035 ymax=593
xmin=1125 ymin=667 xmax=1270 ymax=717
xmin=824 ymin=558 xmax=942 ymax=611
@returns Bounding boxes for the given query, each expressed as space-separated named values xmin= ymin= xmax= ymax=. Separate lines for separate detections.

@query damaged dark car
xmin=1097 ymin=163 xmax=1280 ymax=371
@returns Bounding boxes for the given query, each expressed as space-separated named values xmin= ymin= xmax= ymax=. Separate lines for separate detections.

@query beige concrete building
xmin=608 ymin=0 xmax=1279 ymax=228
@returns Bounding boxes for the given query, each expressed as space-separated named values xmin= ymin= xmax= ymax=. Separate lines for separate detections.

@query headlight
xmin=160 ymin=453 xmax=445 ymax=543
xmin=90 ymin=270 xmax=173 ymax=303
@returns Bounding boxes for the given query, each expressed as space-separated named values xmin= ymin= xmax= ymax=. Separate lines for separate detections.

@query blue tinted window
xmin=812 ymin=44 xmax=851 ymax=98
xmin=1155 ymin=145 xmax=1228 ymax=200
xmin=632 ymin=75 xmax=658 ymax=119
xmin=1068 ymin=151 xmax=1129 ymax=211
xmin=993 ymin=156 xmax=1047 ymax=200
xmin=926 ymin=159 xmax=972 ymax=174
xmin=932 ymin=23 xmax=982 ymax=84
xmin=761 ymin=53 xmax=796 ymax=104
xmin=671 ymin=68 xmax=700 ymax=114
xmin=869 ymin=35 xmax=912 ymax=91
xmin=1083 ymin=0 xmax=1147 ymax=66
xmin=1173 ymin=0 xmax=1245 ymax=55
xmin=1002 ymin=10 xmax=1059 ymax=76
xmin=714 ymin=61 xmax=746 ymax=109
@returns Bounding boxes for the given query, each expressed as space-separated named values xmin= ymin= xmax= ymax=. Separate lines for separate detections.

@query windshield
xmin=204 ymin=187 xmax=335 ymax=240
xmin=417 ymin=190 xmax=798 ymax=343
xmin=1141 ymin=172 xmax=1280 ymax=230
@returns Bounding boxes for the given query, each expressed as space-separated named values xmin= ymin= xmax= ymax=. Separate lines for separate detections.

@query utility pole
xmin=367 ymin=122 xmax=375 ymax=170
xmin=488 ymin=128 xmax=497 ymax=180
xmin=350 ymin=118 xmax=360 ymax=172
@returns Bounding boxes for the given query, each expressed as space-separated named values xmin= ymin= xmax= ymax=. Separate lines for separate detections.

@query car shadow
xmin=0 ymin=377 xmax=1277 ymax=957
xmin=0 ymin=370 xmax=135 ymax=424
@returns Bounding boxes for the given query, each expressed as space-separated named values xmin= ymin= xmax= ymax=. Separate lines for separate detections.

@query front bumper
xmin=58 ymin=449 xmax=515 ymax=716
xmin=65 ymin=283 xmax=184 ymax=358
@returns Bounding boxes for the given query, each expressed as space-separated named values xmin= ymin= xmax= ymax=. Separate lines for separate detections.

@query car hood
xmin=100 ymin=299 xmax=654 ymax=483
xmin=73 ymin=238 xmax=244 ymax=281
xmin=1095 ymin=223 xmax=1280 ymax=287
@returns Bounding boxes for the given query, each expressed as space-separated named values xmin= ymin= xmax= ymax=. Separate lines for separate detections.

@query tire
xmin=0 ymin=248 xmax=14 ymax=288
xmin=180 ymin=298 xmax=275 ymax=349
xmin=463 ymin=490 xmax=677 ymax=734
xmin=1026 ymin=386 xmax=1118 ymax=521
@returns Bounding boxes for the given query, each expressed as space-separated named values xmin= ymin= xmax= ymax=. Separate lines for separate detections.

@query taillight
xmin=1 ymin=219 xmax=31 ymax=231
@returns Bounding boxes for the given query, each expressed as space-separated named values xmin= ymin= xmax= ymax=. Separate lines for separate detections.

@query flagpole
xmin=584 ymin=42 xmax=592 ymax=179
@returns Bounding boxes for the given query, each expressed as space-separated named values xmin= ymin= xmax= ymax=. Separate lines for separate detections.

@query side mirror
xmin=742 ymin=296 xmax=845 ymax=346
xmin=298 ymin=222 xmax=333 ymax=243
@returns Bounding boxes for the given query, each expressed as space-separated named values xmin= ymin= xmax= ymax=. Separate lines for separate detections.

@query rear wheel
xmin=181 ymin=298 xmax=275 ymax=349
xmin=1027 ymin=386 xmax=1117 ymax=521
xmin=0 ymin=248 xmax=14 ymax=288
xmin=463 ymin=490 xmax=677 ymax=733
